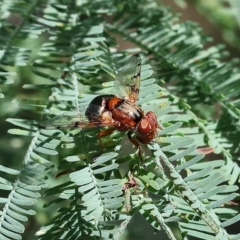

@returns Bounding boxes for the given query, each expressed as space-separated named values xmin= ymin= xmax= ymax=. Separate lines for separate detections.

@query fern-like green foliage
xmin=0 ymin=0 xmax=46 ymax=98
xmin=181 ymin=0 xmax=240 ymax=51
xmin=1 ymin=0 xmax=240 ymax=240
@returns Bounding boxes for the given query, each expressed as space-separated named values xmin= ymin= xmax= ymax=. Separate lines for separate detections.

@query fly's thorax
xmin=114 ymin=98 xmax=143 ymax=122
xmin=107 ymin=97 xmax=123 ymax=110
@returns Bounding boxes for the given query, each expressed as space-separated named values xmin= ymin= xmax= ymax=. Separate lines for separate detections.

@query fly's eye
xmin=140 ymin=119 xmax=149 ymax=129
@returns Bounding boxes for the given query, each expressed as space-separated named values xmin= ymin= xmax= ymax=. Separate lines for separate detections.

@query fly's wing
xmin=114 ymin=53 xmax=141 ymax=102
xmin=39 ymin=105 xmax=114 ymax=130
xmin=39 ymin=112 xmax=84 ymax=130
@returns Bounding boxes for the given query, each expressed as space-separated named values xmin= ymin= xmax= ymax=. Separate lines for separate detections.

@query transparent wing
xmin=39 ymin=112 xmax=85 ymax=130
xmin=114 ymin=53 xmax=141 ymax=102
xmin=39 ymin=105 xmax=114 ymax=130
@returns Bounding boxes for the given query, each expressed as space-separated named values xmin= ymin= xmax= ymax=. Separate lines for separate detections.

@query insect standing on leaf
xmin=40 ymin=54 xmax=160 ymax=162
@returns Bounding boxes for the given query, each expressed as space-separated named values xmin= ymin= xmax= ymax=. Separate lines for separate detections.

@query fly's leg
xmin=61 ymin=71 xmax=68 ymax=79
xmin=127 ymin=131 xmax=146 ymax=169
xmin=97 ymin=127 xmax=116 ymax=148
xmin=92 ymin=128 xmax=116 ymax=161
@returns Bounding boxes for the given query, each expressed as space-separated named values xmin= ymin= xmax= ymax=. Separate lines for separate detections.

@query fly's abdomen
xmin=85 ymin=94 xmax=116 ymax=123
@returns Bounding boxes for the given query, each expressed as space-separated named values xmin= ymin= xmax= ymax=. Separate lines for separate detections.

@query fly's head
xmin=136 ymin=111 xmax=159 ymax=144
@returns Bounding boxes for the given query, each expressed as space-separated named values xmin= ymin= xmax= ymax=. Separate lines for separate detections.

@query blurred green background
xmin=1 ymin=0 xmax=240 ymax=239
